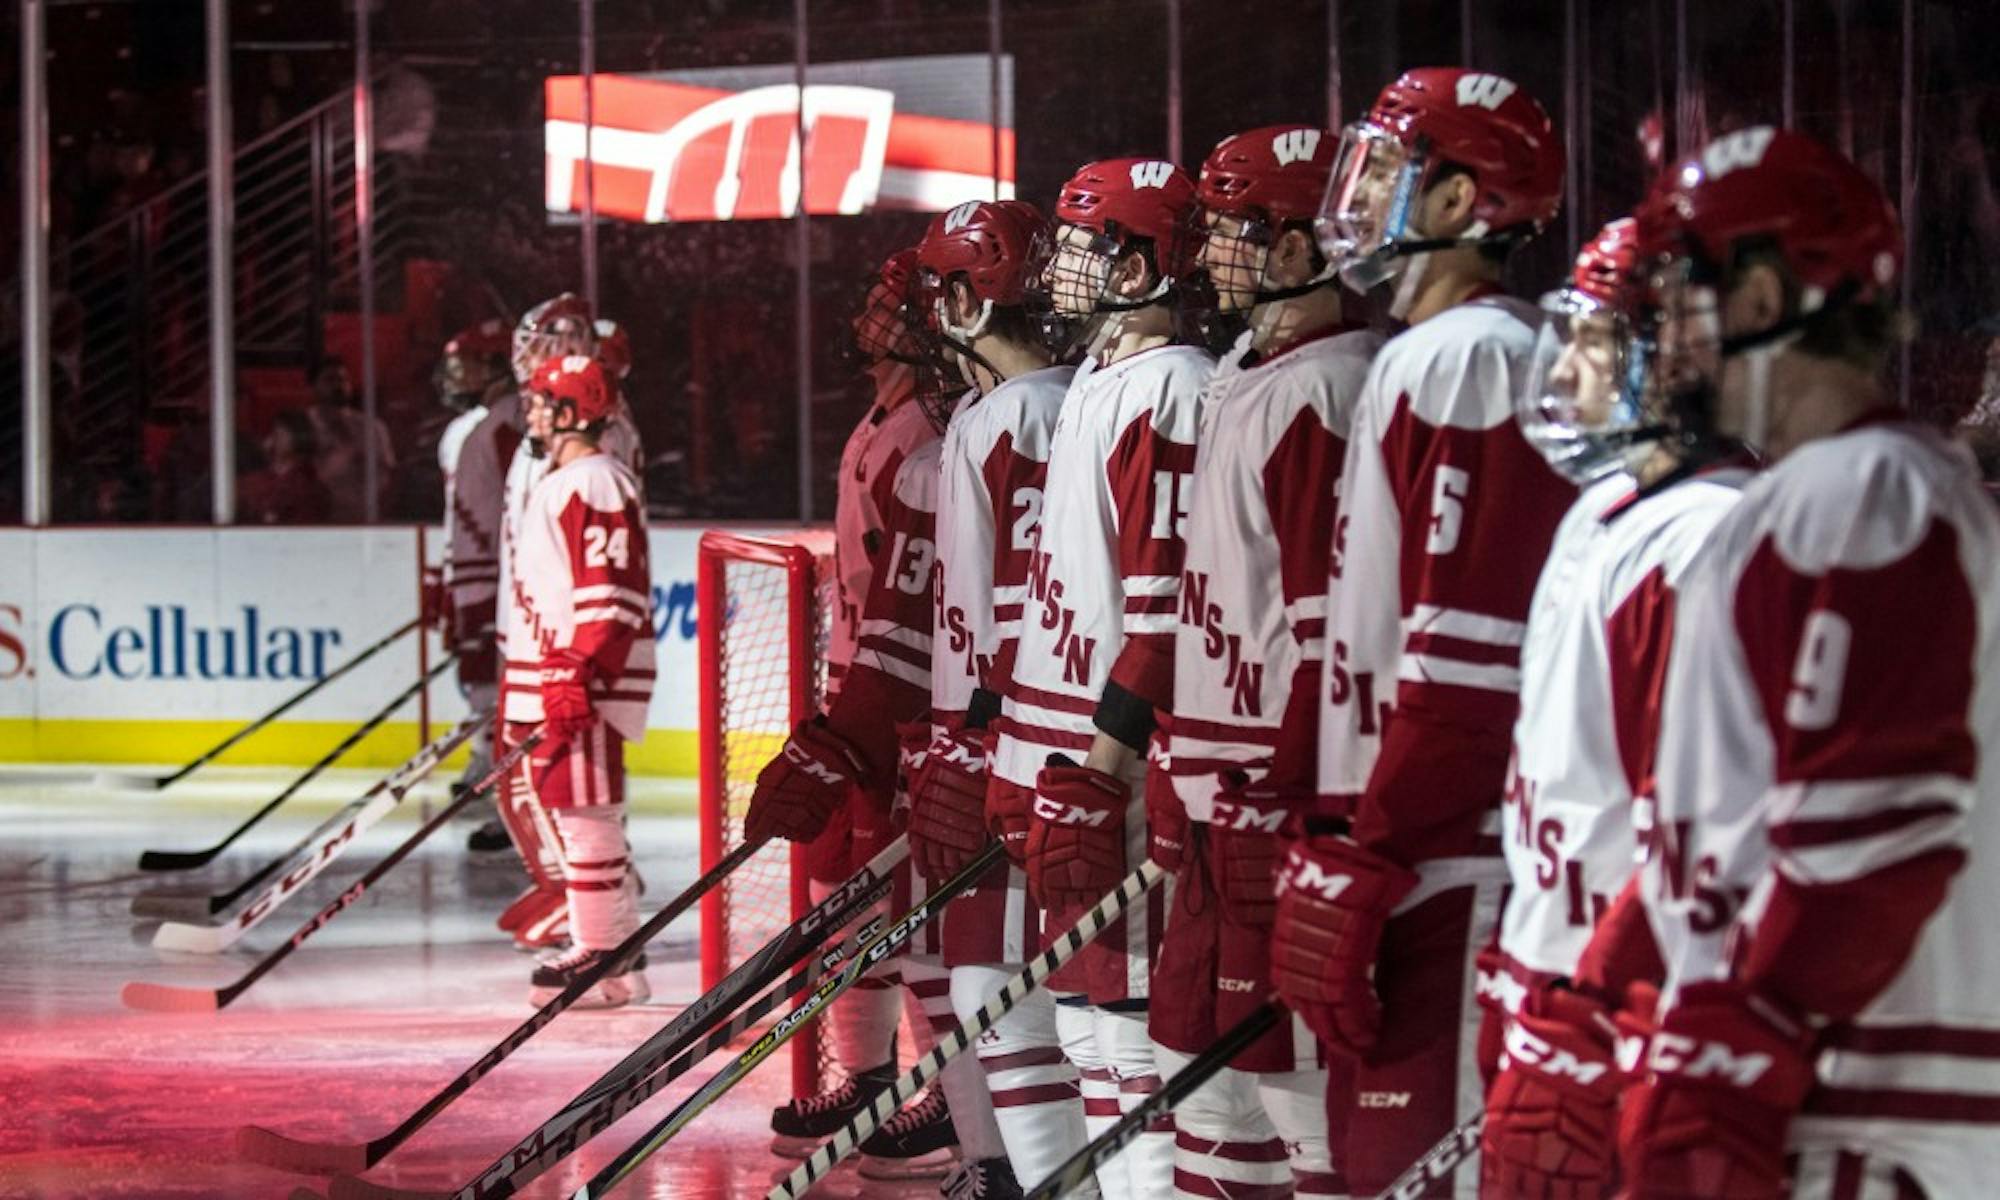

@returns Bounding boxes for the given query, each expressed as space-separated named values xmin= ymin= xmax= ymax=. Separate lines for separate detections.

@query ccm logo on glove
xmin=1277 ymin=856 xmax=1354 ymax=903
xmin=1209 ymin=799 xmax=1290 ymax=833
xmin=1031 ymin=795 xmax=1114 ymax=827
xmin=1643 ymin=1032 xmax=1776 ymax=1086
xmin=1504 ymin=1023 xmax=1613 ymax=1085
xmin=784 ymin=742 xmax=848 ymax=787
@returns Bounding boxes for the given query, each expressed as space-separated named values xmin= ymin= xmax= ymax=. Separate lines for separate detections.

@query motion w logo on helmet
xmin=1128 ymin=161 xmax=1176 ymax=190
xmin=1270 ymin=128 xmax=1322 ymax=167
xmin=1454 ymin=73 xmax=1519 ymax=110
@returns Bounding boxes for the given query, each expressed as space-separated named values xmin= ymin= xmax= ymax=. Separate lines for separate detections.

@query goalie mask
xmin=1517 ymin=219 xmax=1660 ymax=482
xmin=1318 ymin=68 xmax=1563 ymax=306
xmin=1038 ymin=157 xmax=1202 ymax=324
xmin=524 ymin=355 xmax=616 ymax=457
xmin=1197 ymin=124 xmax=1341 ymax=314
xmin=512 ymin=293 xmax=596 ymax=385
xmin=434 ymin=318 xmax=512 ymax=412
xmin=1636 ymin=125 xmax=1901 ymax=454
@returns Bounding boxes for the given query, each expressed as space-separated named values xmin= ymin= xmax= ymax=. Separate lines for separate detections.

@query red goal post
xmin=696 ymin=529 xmax=837 ymax=1100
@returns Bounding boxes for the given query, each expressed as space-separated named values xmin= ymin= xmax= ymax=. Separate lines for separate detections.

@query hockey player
xmin=1141 ymin=124 xmax=1383 ymax=1200
xmin=503 ymin=354 xmax=654 ymax=1008
xmin=468 ymin=295 xmax=599 ymax=947
xmin=1614 ymin=128 xmax=2000 ymax=1200
xmin=430 ymin=319 xmax=514 ymax=796
xmin=900 ymin=198 xmax=1076 ymax=1197
xmin=761 ymin=250 xmax=951 ymax=1165
xmin=1475 ymin=218 xmax=1752 ymax=1197
xmin=998 ymin=157 xmax=1212 ymax=1199
xmin=1265 ymin=68 xmax=1572 ymax=1196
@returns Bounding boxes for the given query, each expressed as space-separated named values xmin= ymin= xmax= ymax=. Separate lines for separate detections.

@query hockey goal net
xmin=697 ymin=529 xmax=836 ymax=1099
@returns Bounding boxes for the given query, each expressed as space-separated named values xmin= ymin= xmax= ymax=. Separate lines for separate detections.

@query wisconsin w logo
xmin=1129 ymin=160 xmax=1175 ymax=189
xmin=1701 ymin=126 xmax=1778 ymax=180
xmin=1271 ymin=128 xmax=1322 ymax=166
xmin=1455 ymin=73 xmax=1518 ymax=110
xmin=943 ymin=200 xmax=981 ymax=233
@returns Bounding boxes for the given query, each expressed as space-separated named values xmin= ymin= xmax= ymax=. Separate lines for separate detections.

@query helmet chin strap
xmin=1387 ymin=251 xmax=1431 ymax=320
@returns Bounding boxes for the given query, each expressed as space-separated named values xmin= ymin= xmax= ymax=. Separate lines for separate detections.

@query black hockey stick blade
xmin=129 ymin=888 xmax=219 ymax=921
xmin=1025 ymin=1001 xmax=1283 ymax=1200
xmin=234 ymin=837 xmax=766 ymax=1176
xmin=136 ymin=658 xmax=453 ymax=871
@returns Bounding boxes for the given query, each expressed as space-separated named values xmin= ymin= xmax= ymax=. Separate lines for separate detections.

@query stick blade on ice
xmin=235 ymin=1124 xmax=373 ymax=1175
xmin=130 ymin=890 xmax=217 ymax=921
xmin=120 ymin=980 xmax=222 ymax=1013
xmin=95 ymin=770 xmax=168 ymax=792
xmin=152 ymin=917 xmax=236 ymax=954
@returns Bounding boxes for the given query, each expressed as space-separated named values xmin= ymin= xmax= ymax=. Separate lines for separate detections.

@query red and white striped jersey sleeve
xmin=825 ymin=440 xmax=942 ymax=795
xmin=1325 ymin=297 xmax=1579 ymax=865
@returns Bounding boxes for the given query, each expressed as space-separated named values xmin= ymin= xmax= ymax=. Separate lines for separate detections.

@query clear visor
xmin=1315 ymin=124 xmax=1425 ymax=292
xmin=1516 ymin=290 xmax=1654 ymax=482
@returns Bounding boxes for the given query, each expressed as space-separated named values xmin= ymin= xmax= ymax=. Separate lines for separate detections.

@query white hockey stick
xmin=149 ymin=712 xmax=485 ymax=954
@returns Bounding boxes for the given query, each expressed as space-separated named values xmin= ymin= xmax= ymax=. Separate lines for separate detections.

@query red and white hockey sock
xmin=551 ymin=806 xmax=636 ymax=952
xmin=965 ymin=972 xmax=1086 ymax=1191
xmin=900 ymin=957 xmax=1000 ymax=1162
xmin=1151 ymin=1044 xmax=1291 ymax=1199
xmin=1259 ymin=1066 xmax=1343 ymax=1198
xmin=1096 ymin=1007 xmax=1173 ymax=1199
xmin=810 ymin=879 xmax=901 ymax=1074
xmin=1057 ymin=998 xmax=1131 ymax=1200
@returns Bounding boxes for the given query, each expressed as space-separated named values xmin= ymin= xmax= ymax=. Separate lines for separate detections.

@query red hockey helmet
xmin=1198 ymin=124 xmax=1342 ymax=311
xmin=1519 ymin=218 xmax=1660 ymax=483
xmin=918 ymin=199 xmax=1048 ymax=343
xmin=512 ymin=293 xmax=596 ymax=384
xmin=527 ymin=354 xmax=618 ymax=432
xmin=1054 ymin=157 xmax=1202 ymax=280
xmin=435 ymin=318 xmax=513 ymax=411
xmin=1635 ymin=126 xmax=1901 ymax=308
xmin=593 ymin=318 xmax=632 ymax=380
xmin=1320 ymin=68 xmax=1563 ymax=291
xmin=851 ymin=248 xmax=931 ymax=366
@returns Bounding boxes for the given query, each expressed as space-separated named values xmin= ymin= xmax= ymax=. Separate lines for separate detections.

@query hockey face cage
xmin=1517 ymin=290 xmax=1660 ymax=483
xmin=434 ymin=349 xmax=509 ymax=413
xmin=512 ymin=299 xmax=597 ymax=385
xmin=1199 ymin=212 xmax=1336 ymax=315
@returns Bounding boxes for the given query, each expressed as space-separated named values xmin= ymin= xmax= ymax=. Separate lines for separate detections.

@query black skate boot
xmin=528 ymin=945 xmax=649 ymax=1008
xmin=466 ymin=817 xmax=513 ymax=857
xmin=857 ymin=1085 xmax=959 ymax=1179
xmin=769 ymin=1060 xmax=898 ymax=1158
xmin=941 ymin=1156 xmax=1025 ymax=1200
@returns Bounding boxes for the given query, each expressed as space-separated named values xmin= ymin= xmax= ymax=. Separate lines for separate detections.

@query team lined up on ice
xmin=430 ymin=63 xmax=1999 ymax=1200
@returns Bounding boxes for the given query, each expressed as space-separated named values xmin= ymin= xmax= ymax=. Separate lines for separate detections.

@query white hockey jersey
xmin=1317 ymin=295 xmax=1578 ymax=871
xmin=1641 ymin=418 xmax=2000 ymax=1194
xmin=991 ymin=345 xmax=1213 ymax=790
xmin=494 ymin=406 xmax=643 ymax=644
xmin=829 ymin=371 xmax=938 ymax=689
xmin=1496 ymin=464 xmax=1747 ymax=987
xmin=932 ymin=365 xmax=1073 ymax=727
xmin=1166 ymin=326 xmax=1382 ymax=821
xmin=500 ymin=450 xmax=655 ymax=743
xmin=444 ymin=394 xmax=521 ymax=636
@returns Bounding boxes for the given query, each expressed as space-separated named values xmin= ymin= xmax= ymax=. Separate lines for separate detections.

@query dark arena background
xmin=1 ymin=1 xmax=1998 ymax=1199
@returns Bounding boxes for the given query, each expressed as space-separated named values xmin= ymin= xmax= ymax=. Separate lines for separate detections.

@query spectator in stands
xmin=306 ymin=360 xmax=396 ymax=522
xmin=242 ymin=410 xmax=333 ymax=525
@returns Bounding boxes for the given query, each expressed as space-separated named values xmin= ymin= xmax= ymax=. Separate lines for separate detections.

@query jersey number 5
xmin=1427 ymin=465 xmax=1470 ymax=555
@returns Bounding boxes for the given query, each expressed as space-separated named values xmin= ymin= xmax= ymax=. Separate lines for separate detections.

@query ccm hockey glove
xmin=908 ymin=727 xmax=995 ymax=881
xmin=1207 ymin=768 xmax=1309 ymax=928
xmin=744 ymin=717 xmax=870 ymax=846
xmin=1026 ymin=760 xmax=1130 ymax=911
xmin=1617 ymin=981 xmax=1814 ymax=1200
xmin=1143 ymin=734 xmax=1188 ymax=874
xmin=1269 ymin=832 xmax=1418 ymax=1057
xmin=1480 ymin=982 xmax=1626 ymax=1199
xmin=538 ymin=652 xmax=596 ymax=743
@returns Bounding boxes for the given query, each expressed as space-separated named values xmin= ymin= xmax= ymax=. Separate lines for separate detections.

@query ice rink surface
xmin=0 ymin=766 xmax=937 ymax=1200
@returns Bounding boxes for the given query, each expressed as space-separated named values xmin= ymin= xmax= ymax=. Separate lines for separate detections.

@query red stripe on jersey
xmin=1124 ymin=594 xmax=1178 ymax=614
xmin=1403 ymin=631 xmax=1522 ymax=667
xmin=1169 ymin=713 xmax=1281 ymax=746
xmin=1606 ymin=565 xmax=1676 ymax=798
xmin=1808 ymin=1086 xmax=2000 ymax=1123
xmin=991 ymin=716 xmax=1095 ymax=751
xmin=1768 ymin=800 xmax=1961 ymax=849
xmin=1007 ymin=682 xmax=1098 ymax=716
xmin=1822 ymin=1022 xmax=2000 ymax=1057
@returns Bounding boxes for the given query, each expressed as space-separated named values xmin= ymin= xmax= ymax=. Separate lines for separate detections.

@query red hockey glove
xmin=1025 ymin=761 xmax=1130 ymax=911
xmin=1617 ymin=981 xmax=1814 ymax=1200
xmin=1207 ymin=768 xmax=1309 ymax=928
xmin=744 ymin=718 xmax=870 ymax=846
xmin=538 ymin=652 xmax=595 ymax=744
xmin=908 ymin=727 xmax=995 ymax=882
xmin=1269 ymin=833 xmax=1419 ymax=1058
xmin=988 ymin=768 xmax=1035 ymax=868
xmin=1143 ymin=738 xmax=1188 ymax=873
xmin=1480 ymin=983 xmax=1625 ymax=1199
xmin=421 ymin=565 xmax=452 ymax=638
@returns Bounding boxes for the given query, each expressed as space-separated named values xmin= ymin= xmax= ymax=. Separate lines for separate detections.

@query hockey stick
xmin=568 ymin=841 xmax=1009 ymax=1200
xmin=235 ymin=836 xmax=766 ymax=1174
xmin=138 ymin=657 xmax=456 ymax=872
xmin=1371 ymin=1113 xmax=1483 ymax=1200
xmin=320 ymin=836 xmax=914 ymax=1200
xmin=131 ymin=710 xmax=485 ymax=923
xmin=769 ymin=859 xmax=1172 ymax=1200
xmin=1025 ymin=1000 xmax=1284 ymax=1200
xmin=120 ymin=732 xmax=541 ymax=1013
xmin=99 ymin=616 xmax=421 ymax=792
xmin=146 ymin=712 xmax=485 ymax=953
